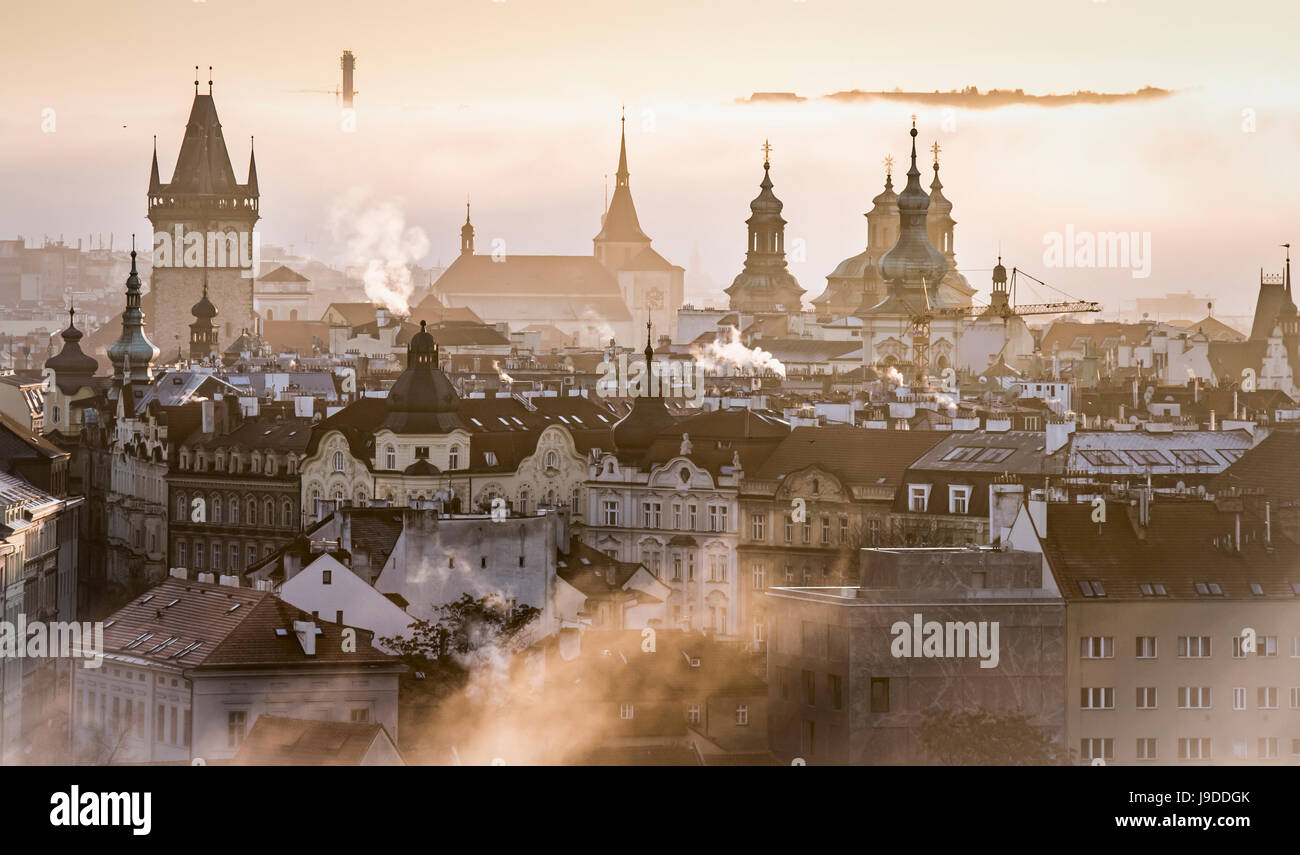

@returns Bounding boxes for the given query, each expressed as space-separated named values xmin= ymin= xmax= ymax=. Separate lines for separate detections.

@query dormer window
xmin=907 ymin=484 xmax=931 ymax=513
xmin=948 ymin=485 xmax=972 ymax=514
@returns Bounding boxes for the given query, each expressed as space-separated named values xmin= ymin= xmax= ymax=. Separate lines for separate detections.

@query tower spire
xmin=460 ymin=195 xmax=475 ymax=256
xmin=616 ymin=105 xmax=629 ymax=188
xmin=149 ymin=136 xmax=161 ymax=196
xmin=194 ymin=66 xmax=199 ymax=95
xmin=247 ymin=135 xmax=258 ymax=194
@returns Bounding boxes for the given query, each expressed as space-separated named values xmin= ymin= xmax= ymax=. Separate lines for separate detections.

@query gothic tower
xmin=724 ymin=142 xmax=805 ymax=315
xmin=147 ymin=72 xmax=259 ymax=358
xmin=460 ymin=200 xmax=475 ymax=256
xmin=593 ymin=113 xmax=653 ymax=272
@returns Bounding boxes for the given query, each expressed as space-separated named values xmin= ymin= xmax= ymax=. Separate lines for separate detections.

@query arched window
xmin=282 ymin=500 xmax=293 ymax=528
xmin=229 ymin=497 xmax=240 ymax=525
xmin=176 ymin=494 xmax=187 ymax=520
xmin=519 ymin=489 xmax=529 ymax=515
xmin=212 ymin=496 xmax=223 ymax=524
xmin=312 ymin=489 xmax=321 ymax=520
xmin=251 ymin=453 xmax=261 ymax=473
xmin=333 ymin=451 xmax=345 ymax=472
xmin=449 ymin=445 xmax=460 ymax=470
xmin=265 ymin=309 xmax=273 ymax=321
xmin=290 ymin=309 xmax=298 ymax=321
xmin=385 ymin=445 xmax=395 ymax=470
xmin=264 ymin=498 xmax=274 ymax=526
xmin=357 ymin=489 xmax=368 ymax=505
xmin=247 ymin=498 xmax=257 ymax=525
xmin=265 ymin=454 xmax=276 ymax=475
xmin=545 ymin=450 xmax=558 ymax=469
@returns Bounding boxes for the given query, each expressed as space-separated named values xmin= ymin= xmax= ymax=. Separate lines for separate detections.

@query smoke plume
xmin=328 ymin=188 xmax=430 ymax=316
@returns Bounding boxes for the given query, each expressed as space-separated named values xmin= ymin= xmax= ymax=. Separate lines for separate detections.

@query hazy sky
xmin=4 ymin=0 xmax=1298 ymax=317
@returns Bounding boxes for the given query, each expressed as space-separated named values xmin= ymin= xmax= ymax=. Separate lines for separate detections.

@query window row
xmin=1080 ymin=635 xmax=1294 ymax=659
xmin=1082 ymin=686 xmax=1297 ymax=711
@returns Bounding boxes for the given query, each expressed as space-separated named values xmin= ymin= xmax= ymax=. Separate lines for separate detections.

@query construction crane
xmin=904 ymin=259 xmax=1101 ymax=385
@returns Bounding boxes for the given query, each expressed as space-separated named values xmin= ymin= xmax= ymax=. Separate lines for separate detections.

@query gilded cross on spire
xmin=883 ymin=154 xmax=894 ymax=176
xmin=761 ymin=139 xmax=773 ymax=166
xmin=930 ymin=141 xmax=941 ymax=166
xmin=911 ymin=113 xmax=917 ymax=129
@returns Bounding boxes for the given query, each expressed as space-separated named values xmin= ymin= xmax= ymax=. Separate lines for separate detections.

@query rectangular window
xmin=784 ymin=515 xmax=793 ymax=543
xmin=686 ymin=704 xmax=700 ymax=724
xmin=1177 ymin=635 xmax=1211 ymax=658
xmin=1257 ymin=687 xmax=1278 ymax=709
xmin=156 ymin=704 xmax=165 ymax=741
xmin=820 ymin=516 xmax=830 ymax=545
xmin=1080 ymin=738 xmax=1113 ymax=761
xmin=350 ymin=708 xmax=370 ymax=723
xmin=602 ymin=500 xmax=618 ymax=526
xmin=802 ymin=669 xmax=816 ymax=706
xmin=1136 ymin=687 xmax=1157 ymax=710
xmin=1233 ymin=687 xmax=1246 ymax=710
xmin=1081 ymin=687 xmax=1114 ymax=710
xmin=1258 ymin=636 xmax=1278 ymax=657
xmin=828 ymin=674 xmax=843 ymax=710
xmin=870 ymin=677 xmax=890 ymax=713
xmin=1258 ymin=737 xmax=1279 ymax=760
xmin=619 ymin=703 xmax=634 ymax=720
xmin=907 ymin=485 xmax=930 ymax=512
xmin=751 ymin=513 xmax=766 ymax=541
xmin=1080 ymin=636 xmax=1114 ymax=659
xmin=1136 ymin=738 xmax=1158 ymax=760
xmin=948 ymin=485 xmax=972 ymax=514
xmin=1136 ymin=636 xmax=1157 ymax=658
xmin=1177 ymin=687 xmax=1212 ymax=709
xmin=751 ymin=563 xmax=765 ymax=590
xmin=1291 ymin=687 xmax=1300 ymax=709
xmin=838 ymin=516 xmax=848 ymax=544
xmin=227 ymin=711 xmax=247 ymax=748
xmin=801 ymin=720 xmax=816 ymax=758
xmin=735 ymin=705 xmax=749 ymax=726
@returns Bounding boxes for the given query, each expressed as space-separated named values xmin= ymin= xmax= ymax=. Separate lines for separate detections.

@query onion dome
xmin=45 ymin=307 xmax=99 ymax=390
xmin=191 ymin=286 xmax=218 ymax=320
xmin=877 ymin=121 xmax=948 ymax=289
xmin=870 ymin=170 xmax=897 ymax=210
xmin=381 ymin=320 xmax=462 ymax=433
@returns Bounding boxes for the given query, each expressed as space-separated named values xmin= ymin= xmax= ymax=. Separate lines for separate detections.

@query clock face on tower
xmin=646 ymin=288 xmax=664 ymax=309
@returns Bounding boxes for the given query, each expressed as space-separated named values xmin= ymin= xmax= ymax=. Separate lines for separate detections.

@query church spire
xmin=461 ymin=196 xmax=475 ymax=256
xmin=149 ymin=136 xmax=161 ymax=197
xmin=107 ymin=239 xmax=160 ymax=399
xmin=876 ymin=118 xmax=947 ymax=297
xmin=247 ymin=136 xmax=259 ymax=195
xmin=616 ymin=105 xmax=630 ymax=188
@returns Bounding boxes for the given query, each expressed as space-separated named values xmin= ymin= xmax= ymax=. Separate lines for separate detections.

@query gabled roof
xmin=322 ymin=302 xmax=378 ymax=328
xmin=257 ymin=264 xmax=309 ymax=283
xmin=231 ymin=716 xmax=402 ymax=766
xmin=434 ymin=254 xmax=632 ymax=322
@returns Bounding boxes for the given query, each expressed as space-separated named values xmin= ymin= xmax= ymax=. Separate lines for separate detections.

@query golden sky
xmin=4 ymin=0 xmax=1298 ymax=316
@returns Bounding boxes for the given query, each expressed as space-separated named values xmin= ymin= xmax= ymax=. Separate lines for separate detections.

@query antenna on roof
xmin=208 ymin=66 xmax=213 ymax=94
xmin=194 ymin=66 xmax=199 ymax=94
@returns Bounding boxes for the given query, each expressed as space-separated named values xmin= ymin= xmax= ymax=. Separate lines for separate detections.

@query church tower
xmin=189 ymin=280 xmax=220 ymax=362
xmin=815 ymin=160 xmax=898 ymax=320
xmin=107 ymin=248 xmax=160 ymax=409
xmin=724 ymin=142 xmax=805 ymax=315
xmin=147 ymin=70 xmax=259 ymax=358
xmin=593 ymin=113 xmax=653 ymax=271
xmin=460 ymin=200 xmax=475 ymax=256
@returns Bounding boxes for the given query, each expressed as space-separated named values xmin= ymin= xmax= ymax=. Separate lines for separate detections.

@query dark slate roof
xmin=182 ymin=417 xmax=313 ymax=454
xmin=557 ymin=538 xmax=647 ymax=596
xmin=231 ymin=716 xmax=400 ymax=765
xmin=1041 ymin=499 xmax=1300 ymax=600
xmin=0 ymin=410 xmax=67 ymax=462
xmin=165 ymin=93 xmax=244 ymax=195
xmin=753 ymin=426 xmax=945 ymax=485
xmin=1208 ymin=432 xmax=1300 ymax=505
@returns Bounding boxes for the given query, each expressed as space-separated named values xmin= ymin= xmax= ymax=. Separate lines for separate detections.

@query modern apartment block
xmin=1037 ymin=495 xmax=1300 ymax=765
xmin=764 ymin=546 xmax=1065 ymax=764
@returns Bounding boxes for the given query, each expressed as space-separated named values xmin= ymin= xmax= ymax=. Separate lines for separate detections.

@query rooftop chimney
xmin=293 ymin=620 xmax=317 ymax=656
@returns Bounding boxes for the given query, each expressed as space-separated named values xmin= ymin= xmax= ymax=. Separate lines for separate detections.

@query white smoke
xmin=494 ymin=361 xmax=516 ymax=384
xmin=328 ymin=189 xmax=430 ymax=316
xmin=691 ymin=326 xmax=787 ymax=378
xmin=933 ymin=392 xmax=958 ymax=413
xmin=579 ymin=307 xmax=617 ymax=347
xmin=874 ymin=364 xmax=905 ymax=385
